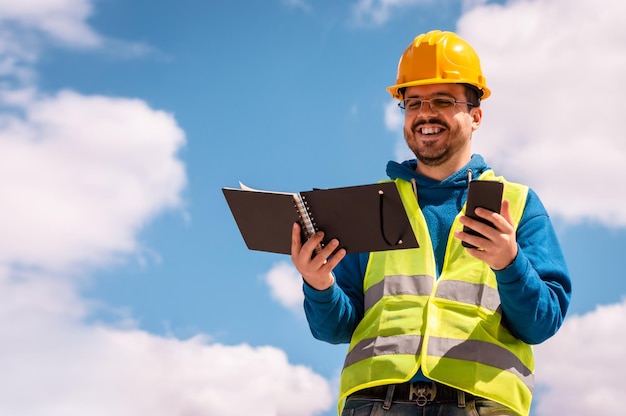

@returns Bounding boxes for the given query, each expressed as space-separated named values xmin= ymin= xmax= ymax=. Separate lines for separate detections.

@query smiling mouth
xmin=419 ymin=126 xmax=443 ymax=135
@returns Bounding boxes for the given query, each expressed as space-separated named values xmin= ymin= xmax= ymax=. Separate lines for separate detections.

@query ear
xmin=470 ymin=107 xmax=482 ymax=131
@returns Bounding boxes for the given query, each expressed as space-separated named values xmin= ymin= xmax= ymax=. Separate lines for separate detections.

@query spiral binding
xmin=294 ymin=194 xmax=322 ymax=253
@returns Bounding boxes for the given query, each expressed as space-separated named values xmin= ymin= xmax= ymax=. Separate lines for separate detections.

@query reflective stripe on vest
xmin=344 ymin=334 xmax=423 ymax=368
xmin=426 ymin=337 xmax=533 ymax=389
xmin=345 ymin=280 xmax=506 ymax=371
xmin=364 ymin=274 xmax=433 ymax=311
xmin=338 ymin=171 xmax=533 ymax=416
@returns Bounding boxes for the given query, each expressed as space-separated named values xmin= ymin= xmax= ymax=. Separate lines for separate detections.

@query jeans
xmin=341 ymin=397 xmax=518 ymax=416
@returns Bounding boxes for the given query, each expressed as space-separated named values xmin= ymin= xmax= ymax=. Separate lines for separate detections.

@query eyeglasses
xmin=398 ymin=97 xmax=474 ymax=114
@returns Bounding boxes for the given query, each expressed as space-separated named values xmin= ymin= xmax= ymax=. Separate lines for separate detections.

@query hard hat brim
xmin=387 ymin=79 xmax=491 ymax=101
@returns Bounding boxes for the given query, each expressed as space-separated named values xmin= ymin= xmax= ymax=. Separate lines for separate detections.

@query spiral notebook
xmin=222 ymin=181 xmax=419 ymax=255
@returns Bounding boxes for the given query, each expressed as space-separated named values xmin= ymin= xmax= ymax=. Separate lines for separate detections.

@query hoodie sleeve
xmin=494 ymin=189 xmax=572 ymax=344
xmin=302 ymin=252 xmax=367 ymax=344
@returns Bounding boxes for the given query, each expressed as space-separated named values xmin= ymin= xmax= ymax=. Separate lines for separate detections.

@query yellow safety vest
xmin=338 ymin=170 xmax=533 ymax=416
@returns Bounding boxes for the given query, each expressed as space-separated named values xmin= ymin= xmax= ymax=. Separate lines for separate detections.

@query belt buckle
xmin=409 ymin=382 xmax=437 ymax=406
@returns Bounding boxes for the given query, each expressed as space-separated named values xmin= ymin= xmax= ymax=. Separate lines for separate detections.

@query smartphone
xmin=462 ymin=180 xmax=504 ymax=248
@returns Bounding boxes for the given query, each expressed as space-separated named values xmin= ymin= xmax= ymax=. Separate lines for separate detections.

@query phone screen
xmin=462 ymin=180 xmax=503 ymax=248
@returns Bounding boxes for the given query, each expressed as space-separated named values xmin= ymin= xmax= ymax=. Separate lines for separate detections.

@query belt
xmin=349 ymin=382 xmax=473 ymax=407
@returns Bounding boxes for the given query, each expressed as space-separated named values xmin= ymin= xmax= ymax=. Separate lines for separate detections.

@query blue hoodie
xmin=303 ymin=155 xmax=571 ymax=361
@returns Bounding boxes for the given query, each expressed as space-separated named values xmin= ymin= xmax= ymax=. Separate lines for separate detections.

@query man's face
xmin=402 ymin=84 xmax=482 ymax=168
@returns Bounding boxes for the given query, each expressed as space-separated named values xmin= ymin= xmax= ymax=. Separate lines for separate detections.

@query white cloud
xmin=533 ymin=298 xmax=626 ymax=415
xmin=350 ymin=0 xmax=428 ymax=26
xmin=0 ymin=0 xmax=156 ymax=78
xmin=0 ymin=268 xmax=333 ymax=416
xmin=0 ymin=89 xmax=186 ymax=270
xmin=384 ymin=99 xmax=402 ymax=132
xmin=454 ymin=0 xmax=626 ymax=227
xmin=0 ymin=0 xmax=101 ymax=47
xmin=0 ymin=27 xmax=38 ymax=83
xmin=263 ymin=262 xmax=305 ymax=314
xmin=384 ymin=99 xmax=415 ymax=162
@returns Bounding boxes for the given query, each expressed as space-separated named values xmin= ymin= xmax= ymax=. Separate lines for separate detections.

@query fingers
xmin=500 ymin=199 xmax=513 ymax=225
xmin=291 ymin=222 xmax=323 ymax=259
xmin=301 ymin=231 xmax=345 ymax=269
xmin=290 ymin=222 xmax=303 ymax=258
xmin=290 ymin=222 xmax=346 ymax=290
xmin=456 ymin=201 xmax=518 ymax=270
xmin=471 ymin=203 xmax=513 ymax=233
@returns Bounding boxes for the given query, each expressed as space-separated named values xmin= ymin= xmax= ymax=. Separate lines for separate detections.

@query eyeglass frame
xmin=398 ymin=96 xmax=475 ymax=114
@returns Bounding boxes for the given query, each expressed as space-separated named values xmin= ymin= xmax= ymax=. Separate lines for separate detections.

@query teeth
xmin=421 ymin=127 xmax=442 ymax=135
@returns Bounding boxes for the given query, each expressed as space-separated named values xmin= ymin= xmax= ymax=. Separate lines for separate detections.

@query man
xmin=290 ymin=30 xmax=571 ymax=416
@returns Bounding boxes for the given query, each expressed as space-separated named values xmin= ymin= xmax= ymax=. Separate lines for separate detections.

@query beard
xmin=403 ymin=117 xmax=466 ymax=167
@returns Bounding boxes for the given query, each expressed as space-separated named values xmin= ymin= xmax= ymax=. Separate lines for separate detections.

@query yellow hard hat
xmin=387 ymin=30 xmax=491 ymax=100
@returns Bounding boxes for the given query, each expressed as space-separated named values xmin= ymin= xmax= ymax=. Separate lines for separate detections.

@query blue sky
xmin=1 ymin=0 xmax=625 ymax=415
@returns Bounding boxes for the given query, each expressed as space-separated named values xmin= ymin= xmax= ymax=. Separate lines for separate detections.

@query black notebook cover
xmin=222 ymin=181 xmax=419 ymax=255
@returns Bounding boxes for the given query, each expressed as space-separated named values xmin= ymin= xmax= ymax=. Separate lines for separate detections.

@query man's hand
xmin=290 ymin=223 xmax=346 ymax=290
xmin=455 ymin=200 xmax=518 ymax=271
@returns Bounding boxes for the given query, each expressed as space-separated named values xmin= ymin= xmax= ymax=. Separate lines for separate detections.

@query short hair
xmin=462 ymin=84 xmax=482 ymax=108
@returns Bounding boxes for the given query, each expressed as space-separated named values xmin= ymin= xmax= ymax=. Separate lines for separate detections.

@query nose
xmin=420 ymin=100 xmax=438 ymax=115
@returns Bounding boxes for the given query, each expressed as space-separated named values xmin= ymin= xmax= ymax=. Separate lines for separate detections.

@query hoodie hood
xmin=386 ymin=154 xmax=491 ymax=190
